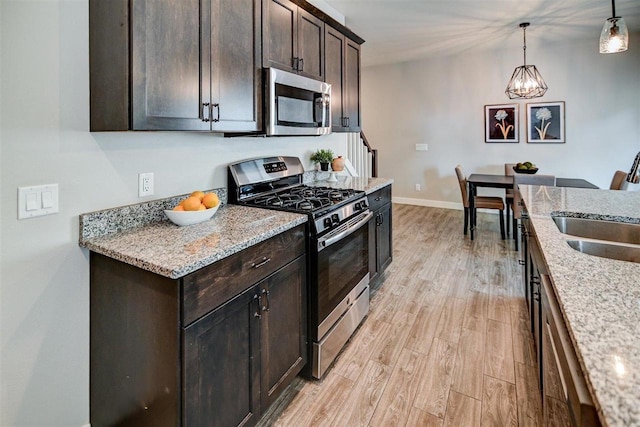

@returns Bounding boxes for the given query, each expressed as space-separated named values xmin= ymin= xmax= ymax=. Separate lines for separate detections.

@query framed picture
xmin=527 ymin=101 xmax=565 ymax=143
xmin=485 ymin=104 xmax=519 ymax=143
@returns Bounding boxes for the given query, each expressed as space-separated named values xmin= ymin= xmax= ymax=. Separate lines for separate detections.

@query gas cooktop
xmin=248 ymin=186 xmax=363 ymax=214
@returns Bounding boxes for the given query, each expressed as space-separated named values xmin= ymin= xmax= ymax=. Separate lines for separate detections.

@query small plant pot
xmin=320 ymin=162 xmax=329 ymax=171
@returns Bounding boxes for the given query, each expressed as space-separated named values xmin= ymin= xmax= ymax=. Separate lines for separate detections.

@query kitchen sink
xmin=553 ymin=216 xmax=640 ymax=245
xmin=567 ymin=240 xmax=640 ymax=263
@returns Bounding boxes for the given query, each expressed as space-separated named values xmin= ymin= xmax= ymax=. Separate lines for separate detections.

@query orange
xmin=202 ymin=193 xmax=219 ymax=209
xmin=191 ymin=190 xmax=205 ymax=201
xmin=197 ymin=203 xmax=206 ymax=211
xmin=173 ymin=205 xmax=185 ymax=211
xmin=182 ymin=196 xmax=202 ymax=211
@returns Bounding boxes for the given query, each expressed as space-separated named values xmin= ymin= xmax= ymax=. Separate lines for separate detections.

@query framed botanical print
xmin=485 ymin=104 xmax=519 ymax=143
xmin=527 ymin=101 xmax=565 ymax=143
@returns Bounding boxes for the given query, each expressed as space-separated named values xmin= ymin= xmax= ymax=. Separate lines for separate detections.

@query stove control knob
xmin=331 ymin=214 xmax=340 ymax=224
xmin=354 ymin=202 xmax=361 ymax=210
xmin=323 ymin=218 xmax=332 ymax=228
xmin=360 ymin=200 xmax=368 ymax=209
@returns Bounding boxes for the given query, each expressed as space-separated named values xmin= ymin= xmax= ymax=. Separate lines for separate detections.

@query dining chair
xmin=512 ymin=174 xmax=556 ymax=250
xmin=504 ymin=163 xmax=516 ymax=236
xmin=609 ymin=170 xmax=629 ymax=190
xmin=455 ymin=165 xmax=505 ymax=239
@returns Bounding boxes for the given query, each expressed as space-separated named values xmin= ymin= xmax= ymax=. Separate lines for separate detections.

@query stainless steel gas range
xmin=228 ymin=156 xmax=371 ymax=379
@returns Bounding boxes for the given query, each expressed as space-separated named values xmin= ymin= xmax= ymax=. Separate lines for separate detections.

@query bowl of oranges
xmin=164 ymin=191 xmax=220 ymax=226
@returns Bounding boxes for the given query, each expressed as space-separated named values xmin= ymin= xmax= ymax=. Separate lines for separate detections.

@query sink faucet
xmin=626 ymin=151 xmax=640 ymax=184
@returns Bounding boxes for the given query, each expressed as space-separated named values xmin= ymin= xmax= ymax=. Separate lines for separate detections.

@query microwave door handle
xmin=321 ymin=94 xmax=329 ymax=127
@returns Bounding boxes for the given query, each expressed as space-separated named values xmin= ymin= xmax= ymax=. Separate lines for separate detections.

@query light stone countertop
xmin=78 ymin=178 xmax=392 ymax=280
xmin=308 ymin=175 xmax=393 ymax=194
xmin=520 ymin=185 xmax=640 ymax=427
xmin=80 ymin=204 xmax=307 ymax=279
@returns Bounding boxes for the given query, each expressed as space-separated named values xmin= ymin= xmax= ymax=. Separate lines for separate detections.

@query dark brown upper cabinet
xmin=325 ymin=25 xmax=361 ymax=132
xmin=90 ymin=0 xmax=262 ymax=132
xmin=262 ymin=0 xmax=324 ymax=81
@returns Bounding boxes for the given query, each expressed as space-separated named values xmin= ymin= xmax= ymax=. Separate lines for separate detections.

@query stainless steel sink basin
xmin=567 ymin=240 xmax=640 ymax=263
xmin=553 ymin=216 xmax=640 ymax=245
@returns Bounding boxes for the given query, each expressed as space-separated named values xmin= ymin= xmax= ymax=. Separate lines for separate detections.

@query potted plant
xmin=310 ymin=149 xmax=335 ymax=171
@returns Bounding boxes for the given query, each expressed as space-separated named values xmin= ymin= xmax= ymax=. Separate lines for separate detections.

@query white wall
xmin=0 ymin=1 xmax=346 ymax=426
xmin=362 ymin=32 xmax=640 ymax=207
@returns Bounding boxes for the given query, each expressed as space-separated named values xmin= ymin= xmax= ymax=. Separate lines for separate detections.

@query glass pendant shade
xmin=505 ymin=65 xmax=548 ymax=99
xmin=505 ymin=23 xmax=547 ymax=99
xmin=599 ymin=16 xmax=629 ymax=53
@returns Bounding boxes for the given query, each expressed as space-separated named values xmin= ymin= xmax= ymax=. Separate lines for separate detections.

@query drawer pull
xmin=375 ymin=196 xmax=382 ymax=201
xmin=262 ymin=289 xmax=270 ymax=312
xmin=252 ymin=257 xmax=271 ymax=269
xmin=518 ymin=259 xmax=525 ymax=265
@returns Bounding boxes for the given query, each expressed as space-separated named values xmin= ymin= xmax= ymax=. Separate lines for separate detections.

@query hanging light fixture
xmin=505 ymin=23 xmax=548 ymax=99
xmin=599 ymin=0 xmax=629 ymax=53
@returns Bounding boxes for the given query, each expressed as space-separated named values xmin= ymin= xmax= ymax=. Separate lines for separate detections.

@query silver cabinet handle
xmin=251 ymin=257 xmax=271 ymax=269
xmin=202 ymin=103 xmax=210 ymax=122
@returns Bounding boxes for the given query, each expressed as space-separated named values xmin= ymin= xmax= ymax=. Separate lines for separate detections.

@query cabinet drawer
xmin=182 ymin=224 xmax=306 ymax=325
xmin=368 ymin=185 xmax=391 ymax=212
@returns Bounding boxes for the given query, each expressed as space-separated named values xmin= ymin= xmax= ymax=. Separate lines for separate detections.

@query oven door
xmin=312 ymin=211 xmax=372 ymax=339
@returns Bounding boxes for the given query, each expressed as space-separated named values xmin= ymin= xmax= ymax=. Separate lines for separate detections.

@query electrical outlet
xmin=138 ymin=173 xmax=154 ymax=197
xmin=415 ymin=184 xmax=421 ymax=191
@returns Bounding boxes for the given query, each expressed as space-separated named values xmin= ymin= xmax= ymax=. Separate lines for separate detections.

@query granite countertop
xmin=78 ymin=178 xmax=392 ymax=280
xmin=520 ymin=185 xmax=640 ymax=427
xmin=80 ymin=199 xmax=307 ymax=279
xmin=308 ymin=175 xmax=393 ymax=194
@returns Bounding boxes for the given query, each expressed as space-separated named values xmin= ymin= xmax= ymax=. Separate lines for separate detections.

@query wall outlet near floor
xmin=138 ymin=173 xmax=154 ymax=197
xmin=415 ymin=184 xmax=421 ymax=191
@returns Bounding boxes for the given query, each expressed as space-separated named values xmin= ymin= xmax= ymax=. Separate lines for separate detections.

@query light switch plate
xmin=18 ymin=184 xmax=59 ymax=219
xmin=415 ymin=143 xmax=428 ymax=151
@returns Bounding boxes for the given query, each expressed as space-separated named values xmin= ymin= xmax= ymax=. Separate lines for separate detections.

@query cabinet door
xmin=183 ymin=286 xmax=261 ymax=427
xmin=297 ymin=9 xmax=324 ymax=80
xmin=344 ymin=38 xmax=361 ymax=131
xmin=324 ymin=26 xmax=345 ymax=131
xmin=376 ymin=204 xmax=393 ymax=273
xmin=260 ymin=256 xmax=307 ymax=408
xmin=262 ymin=0 xmax=297 ymax=72
xmin=131 ymin=0 xmax=211 ymax=130
xmin=209 ymin=0 xmax=262 ymax=132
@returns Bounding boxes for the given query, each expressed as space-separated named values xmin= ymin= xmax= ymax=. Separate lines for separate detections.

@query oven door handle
xmin=317 ymin=211 xmax=373 ymax=252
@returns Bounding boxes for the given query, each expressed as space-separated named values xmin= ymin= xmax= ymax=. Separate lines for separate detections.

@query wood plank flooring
xmin=259 ymin=204 xmax=542 ymax=426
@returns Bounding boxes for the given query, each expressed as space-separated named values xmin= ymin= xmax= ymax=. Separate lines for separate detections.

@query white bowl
xmin=164 ymin=205 xmax=219 ymax=226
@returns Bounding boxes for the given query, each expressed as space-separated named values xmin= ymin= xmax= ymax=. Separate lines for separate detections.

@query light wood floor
xmin=259 ymin=204 xmax=542 ymax=426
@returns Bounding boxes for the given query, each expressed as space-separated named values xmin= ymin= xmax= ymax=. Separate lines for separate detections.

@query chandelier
xmin=505 ymin=23 xmax=548 ymax=99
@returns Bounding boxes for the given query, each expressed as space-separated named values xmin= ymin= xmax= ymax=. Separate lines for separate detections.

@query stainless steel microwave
xmin=265 ymin=68 xmax=331 ymax=136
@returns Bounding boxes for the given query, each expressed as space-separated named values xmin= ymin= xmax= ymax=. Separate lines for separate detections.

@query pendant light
xmin=505 ymin=23 xmax=548 ymax=99
xmin=599 ymin=0 xmax=629 ymax=53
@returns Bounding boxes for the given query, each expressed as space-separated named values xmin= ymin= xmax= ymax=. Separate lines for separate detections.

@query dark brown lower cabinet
xmin=184 ymin=286 xmax=260 ymax=427
xmin=520 ymin=203 xmax=599 ymax=427
xmin=368 ymin=185 xmax=393 ymax=286
xmin=184 ymin=256 xmax=306 ymax=426
xmin=90 ymin=224 xmax=307 ymax=427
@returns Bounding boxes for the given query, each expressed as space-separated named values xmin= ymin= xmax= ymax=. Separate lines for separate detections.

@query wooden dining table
xmin=467 ymin=174 xmax=599 ymax=240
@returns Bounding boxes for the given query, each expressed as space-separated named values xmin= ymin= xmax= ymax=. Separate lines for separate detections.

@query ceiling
xmin=321 ymin=0 xmax=640 ymax=67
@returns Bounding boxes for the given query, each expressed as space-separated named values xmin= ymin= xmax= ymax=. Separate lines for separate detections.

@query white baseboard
xmin=392 ymin=196 xmax=461 ymax=210
xmin=391 ymin=197 xmax=502 ymax=215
